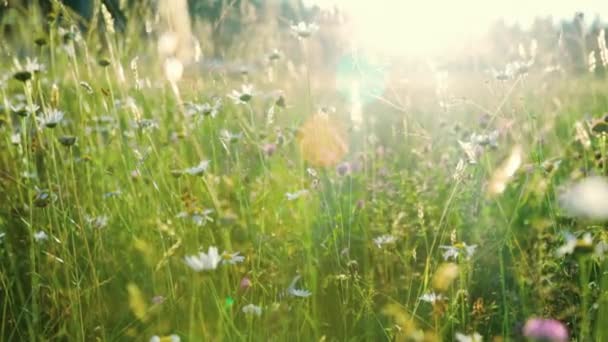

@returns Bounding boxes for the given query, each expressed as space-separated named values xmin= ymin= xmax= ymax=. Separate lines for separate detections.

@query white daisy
xmin=290 ymin=21 xmax=319 ymax=39
xmin=85 ymin=215 xmax=109 ymax=229
xmin=23 ymin=57 xmax=45 ymax=73
xmin=10 ymin=133 xmax=21 ymax=145
xmin=150 ymin=335 xmax=180 ymax=342
xmin=221 ymin=251 xmax=245 ymax=265
xmin=191 ymin=209 xmax=214 ymax=226
xmin=220 ymin=130 xmax=243 ymax=144
xmin=39 ymin=108 xmax=64 ymax=128
xmin=458 ymin=140 xmax=483 ymax=164
xmin=228 ymin=84 xmax=253 ymax=104
xmin=183 ymin=160 xmax=210 ymax=176
xmin=420 ymin=292 xmax=445 ymax=304
xmin=184 ymin=246 xmax=221 ymax=272
xmin=455 ymin=332 xmax=483 ymax=342
xmin=556 ymin=232 xmax=593 ymax=257
xmin=242 ymin=304 xmax=262 ymax=316
xmin=186 ymin=99 xmax=222 ymax=118
xmin=439 ymin=242 xmax=477 ymax=261
xmin=34 ymin=230 xmax=48 ymax=242
xmin=373 ymin=234 xmax=396 ymax=248
xmin=595 ymin=241 xmax=608 ymax=260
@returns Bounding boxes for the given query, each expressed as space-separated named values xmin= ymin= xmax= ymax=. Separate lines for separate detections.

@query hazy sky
xmin=305 ymin=0 xmax=608 ymax=55
xmin=306 ymin=0 xmax=608 ymax=24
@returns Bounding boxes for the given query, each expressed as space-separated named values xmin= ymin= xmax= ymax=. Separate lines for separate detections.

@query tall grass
xmin=1 ymin=2 xmax=608 ymax=341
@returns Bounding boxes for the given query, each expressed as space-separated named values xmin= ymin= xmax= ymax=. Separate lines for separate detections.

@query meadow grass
xmin=1 ymin=2 xmax=608 ymax=341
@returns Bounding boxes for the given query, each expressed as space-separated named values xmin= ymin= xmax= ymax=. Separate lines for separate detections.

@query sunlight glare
xmin=305 ymin=0 xmax=608 ymax=56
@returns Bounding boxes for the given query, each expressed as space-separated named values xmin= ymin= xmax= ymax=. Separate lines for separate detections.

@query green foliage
xmin=1 ymin=2 xmax=608 ymax=341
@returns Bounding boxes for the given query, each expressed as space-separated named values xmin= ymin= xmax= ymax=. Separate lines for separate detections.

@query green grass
xmin=1 ymin=2 xmax=608 ymax=341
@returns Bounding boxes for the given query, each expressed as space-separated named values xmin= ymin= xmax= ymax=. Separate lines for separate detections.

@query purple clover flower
xmin=522 ymin=318 xmax=568 ymax=342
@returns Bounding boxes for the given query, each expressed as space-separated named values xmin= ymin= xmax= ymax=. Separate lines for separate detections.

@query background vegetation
xmin=1 ymin=1 xmax=608 ymax=341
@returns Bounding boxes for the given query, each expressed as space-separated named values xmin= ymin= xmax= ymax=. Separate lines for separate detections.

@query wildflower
xmin=33 ymin=188 xmax=54 ymax=207
xmin=184 ymin=246 xmax=221 ymax=271
xmin=34 ymin=37 xmax=47 ymax=46
xmin=290 ymin=21 xmax=319 ymax=39
xmin=240 ymin=276 xmax=252 ymax=290
xmin=522 ymin=318 xmax=568 ymax=342
xmin=10 ymin=102 xmax=29 ymax=117
xmin=98 ymin=58 xmax=111 ymax=67
xmin=186 ymin=99 xmax=222 ymax=118
xmin=558 ymin=176 xmax=608 ymax=220
xmin=275 ymin=93 xmax=286 ymax=108
xmin=556 ymin=232 xmax=594 ymax=257
xmin=221 ymin=251 xmax=245 ymax=265
xmin=419 ymin=292 xmax=445 ymax=304
xmin=58 ymin=25 xmax=82 ymax=43
xmin=103 ymin=190 xmax=122 ymax=199
xmin=541 ymin=159 xmax=562 ymax=173
xmin=183 ymin=160 xmax=210 ymax=176
xmin=307 ymin=168 xmax=318 ymax=178
xmin=39 ymin=108 xmax=65 ymax=128
xmin=287 ymin=275 xmax=312 ymax=298
xmin=242 ymin=304 xmax=262 ymax=316
xmin=13 ymin=57 xmax=44 ymax=82
xmin=220 ymin=130 xmax=243 ymax=144
xmin=85 ymin=215 xmax=109 ymax=229
xmin=176 ymin=210 xmax=214 ymax=226
xmin=134 ymin=118 xmax=159 ymax=131
xmin=58 ymin=135 xmax=77 ymax=147
xmin=373 ymin=234 xmax=396 ymax=248
xmin=491 ymin=68 xmax=510 ymax=81
xmin=455 ymin=332 xmax=483 ymax=342
xmin=151 ymin=295 xmax=165 ymax=305
xmin=150 ymin=335 xmax=180 ymax=342
xmin=34 ymin=230 xmax=48 ymax=242
xmin=129 ymin=169 xmax=141 ymax=180
xmin=202 ymin=99 xmax=222 ymax=117
xmin=595 ymin=240 xmax=608 ymax=259
xmin=336 ymin=162 xmax=351 ymax=176
xmin=10 ymin=133 xmax=21 ymax=145
xmin=228 ymin=84 xmax=254 ymax=104
xmin=439 ymin=242 xmax=477 ymax=261
xmin=262 ymin=143 xmax=277 ymax=156
xmin=492 ymin=60 xmax=532 ymax=80
xmin=458 ymin=140 xmax=483 ymax=164
xmin=267 ymin=48 xmax=281 ymax=61
xmin=471 ymin=131 xmax=499 ymax=147
xmin=286 ymin=190 xmax=309 ymax=201
xmin=191 ymin=209 xmax=214 ymax=226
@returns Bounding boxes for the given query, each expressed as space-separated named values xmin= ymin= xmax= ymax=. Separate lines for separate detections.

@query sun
xmin=304 ymin=0 xmax=608 ymax=57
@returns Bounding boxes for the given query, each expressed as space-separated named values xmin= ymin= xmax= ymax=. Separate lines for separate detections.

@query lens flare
xmin=298 ymin=112 xmax=349 ymax=167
